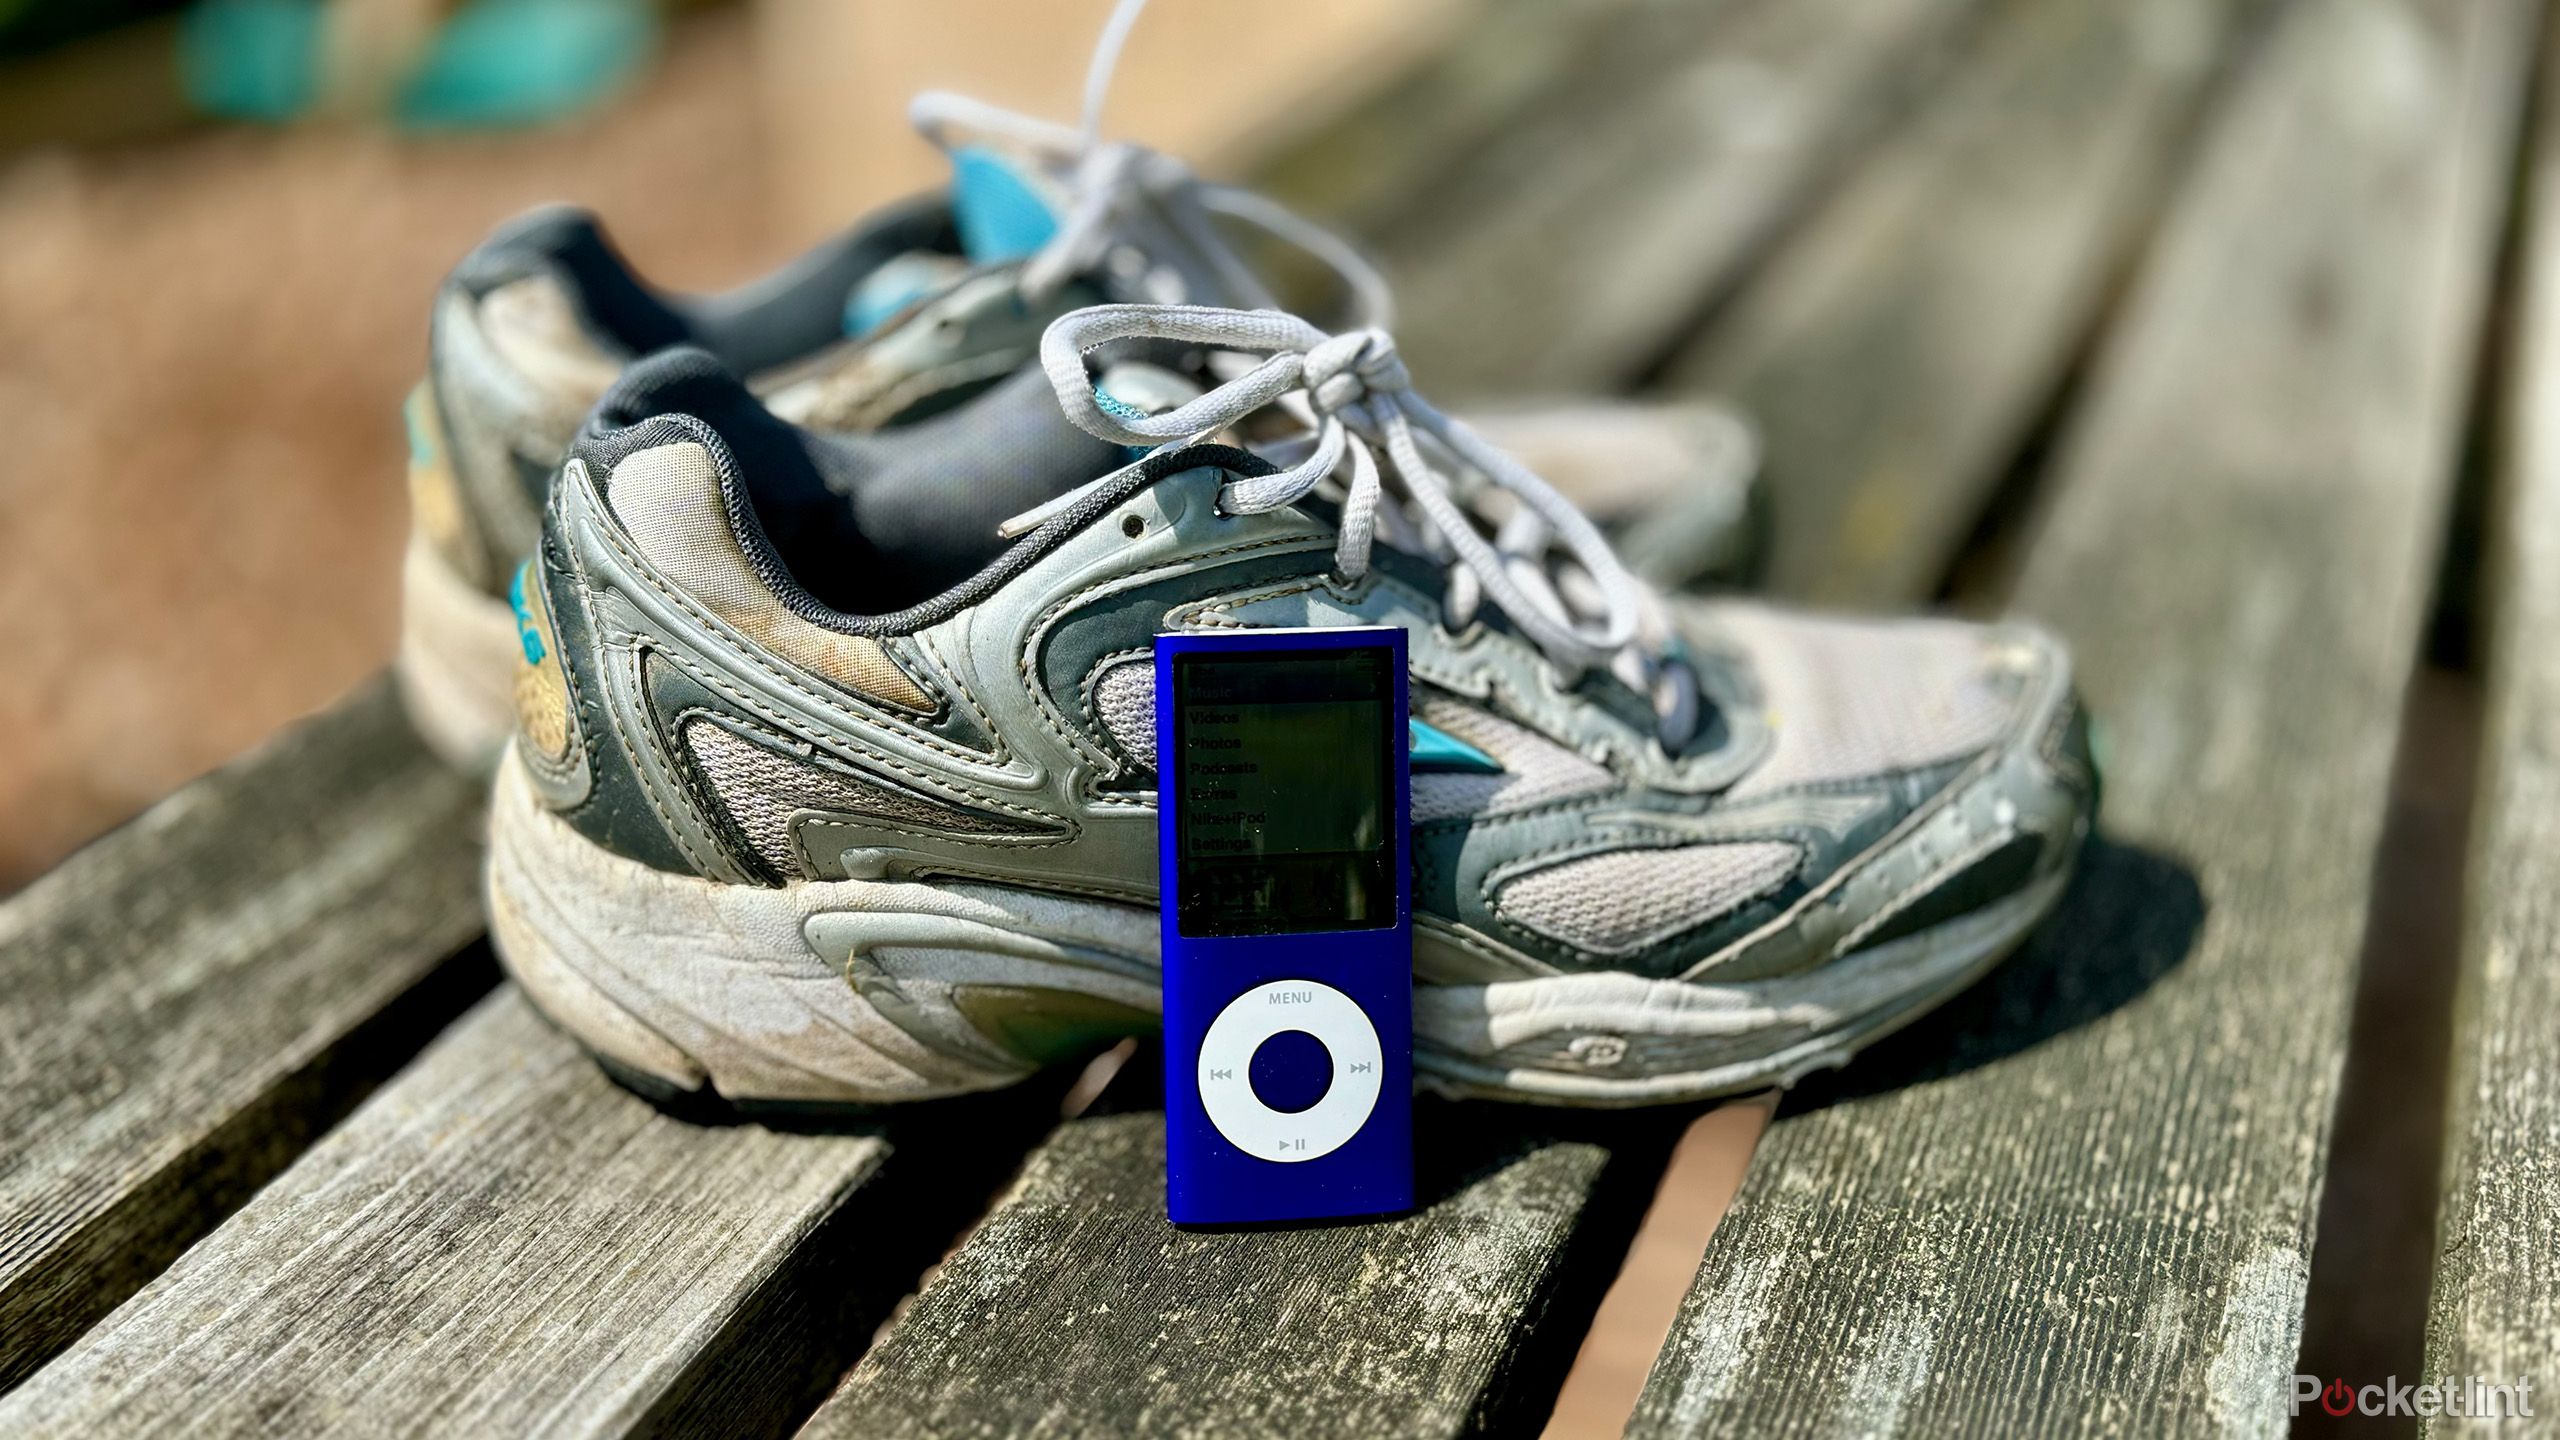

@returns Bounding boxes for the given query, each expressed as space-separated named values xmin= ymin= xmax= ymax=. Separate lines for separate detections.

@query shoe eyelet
xmin=1121 ymin=514 xmax=1146 ymax=539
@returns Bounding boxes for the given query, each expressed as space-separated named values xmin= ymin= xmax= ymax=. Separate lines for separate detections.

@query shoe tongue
xmin=950 ymin=146 xmax=1064 ymax=263
xmin=840 ymin=147 xmax=1059 ymax=340
xmin=993 ymin=360 xmax=1205 ymax=540
xmin=842 ymin=251 xmax=971 ymax=338
xmin=1092 ymin=359 xmax=1199 ymax=421
xmin=825 ymin=366 xmax=1133 ymax=591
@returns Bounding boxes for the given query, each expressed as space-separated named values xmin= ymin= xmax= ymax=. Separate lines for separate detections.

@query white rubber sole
xmin=1414 ymin=870 xmax=2067 ymax=1104
xmin=487 ymin=748 xmax=2071 ymax=1110
xmin=395 ymin=533 xmax=523 ymax=775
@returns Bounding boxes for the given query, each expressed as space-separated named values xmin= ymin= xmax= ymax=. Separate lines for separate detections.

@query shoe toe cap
xmin=1685 ymin=609 xmax=2097 ymax=980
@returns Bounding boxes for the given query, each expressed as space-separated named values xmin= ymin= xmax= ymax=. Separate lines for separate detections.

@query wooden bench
xmin=3 ymin=0 xmax=2552 ymax=1432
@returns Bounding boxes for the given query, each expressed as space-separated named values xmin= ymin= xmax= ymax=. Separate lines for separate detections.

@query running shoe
xmin=397 ymin=87 xmax=1758 ymax=771
xmin=484 ymin=304 xmax=2094 ymax=1109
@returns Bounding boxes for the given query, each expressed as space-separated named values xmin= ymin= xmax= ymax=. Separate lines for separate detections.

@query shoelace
xmin=905 ymin=0 xmax=1396 ymax=330
xmin=1042 ymin=304 xmax=1703 ymax=749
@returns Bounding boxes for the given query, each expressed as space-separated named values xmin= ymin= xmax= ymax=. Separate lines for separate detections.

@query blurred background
xmin=0 ymin=0 xmax=1451 ymax=891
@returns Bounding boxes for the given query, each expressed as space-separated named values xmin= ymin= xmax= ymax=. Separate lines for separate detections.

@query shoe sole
xmin=487 ymin=745 xmax=2072 ymax=1110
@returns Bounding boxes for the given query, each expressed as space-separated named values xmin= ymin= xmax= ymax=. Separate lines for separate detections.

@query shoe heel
xmin=396 ymin=531 xmax=524 ymax=773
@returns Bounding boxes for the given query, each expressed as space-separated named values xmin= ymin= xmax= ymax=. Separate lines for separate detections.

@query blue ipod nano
xmin=1156 ymin=625 xmax=1415 ymax=1226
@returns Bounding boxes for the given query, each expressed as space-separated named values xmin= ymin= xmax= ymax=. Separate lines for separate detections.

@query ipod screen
xmin=1172 ymin=646 xmax=1396 ymax=938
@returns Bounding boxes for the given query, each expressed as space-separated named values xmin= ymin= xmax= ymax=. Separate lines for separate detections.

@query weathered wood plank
xmin=1335 ymin=0 xmax=1994 ymax=393
xmin=1633 ymin=0 xmax=2534 ymax=1432
xmin=0 ymin=989 xmax=1050 ymax=1439
xmin=1639 ymin=0 xmax=2270 ymax=601
xmin=1241 ymin=0 xmax=1659 ymax=241
xmin=2425 ymin=12 xmax=2560 ymax=1402
xmin=801 ymin=1095 xmax=1673 ymax=1440
xmin=0 ymin=683 xmax=488 ymax=1392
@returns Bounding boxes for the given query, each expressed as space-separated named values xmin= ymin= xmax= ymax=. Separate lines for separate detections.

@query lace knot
xmin=1303 ymin=329 xmax=1407 ymax=430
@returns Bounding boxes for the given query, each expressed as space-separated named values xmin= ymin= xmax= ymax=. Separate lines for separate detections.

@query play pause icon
xmin=1278 ymin=1138 xmax=1305 ymax=1152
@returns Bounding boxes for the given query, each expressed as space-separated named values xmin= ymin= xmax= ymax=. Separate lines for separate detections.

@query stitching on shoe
xmin=598 ymin=638 xmax=729 ymax=877
xmin=917 ymin=624 xmax=1015 ymax=766
xmin=1834 ymin=823 xmax=2022 ymax=955
xmin=1014 ymin=531 xmax=1330 ymax=785
xmin=1077 ymin=645 xmax=1155 ymax=780
xmin=590 ymin=491 xmax=939 ymax=719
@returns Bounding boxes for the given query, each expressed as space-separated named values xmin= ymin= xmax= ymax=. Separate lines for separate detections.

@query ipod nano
xmin=1155 ymin=626 xmax=1415 ymax=1225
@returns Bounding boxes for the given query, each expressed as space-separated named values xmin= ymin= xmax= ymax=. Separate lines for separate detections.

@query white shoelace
xmin=905 ymin=0 xmax=1396 ymax=330
xmin=1042 ymin=304 xmax=1703 ymax=749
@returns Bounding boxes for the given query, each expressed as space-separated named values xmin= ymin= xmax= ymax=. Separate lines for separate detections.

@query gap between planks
xmin=1631 ymin=0 xmax=2539 ymax=1432
xmin=0 ymin=684 xmax=491 ymax=1394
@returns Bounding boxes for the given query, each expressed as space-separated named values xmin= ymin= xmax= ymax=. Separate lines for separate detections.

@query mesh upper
xmin=1090 ymin=657 xmax=1156 ymax=771
xmin=685 ymin=717 xmax=1034 ymax=876
xmin=610 ymin=441 xmax=771 ymax=617
xmin=1497 ymin=843 xmax=1803 ymax=957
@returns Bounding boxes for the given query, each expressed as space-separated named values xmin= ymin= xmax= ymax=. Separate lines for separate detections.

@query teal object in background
xmin=951 ymin=147 xmax=1059 ymax=262
xmin=180 ymin=0 xmax=322 ymax=122
xmin=1410 ymin=720 xmax=1501 ymax=774
xmin=180 ymin=0 xmax=653 ymax=130
xmin=397 ymin=0 xmax=654 ymax=131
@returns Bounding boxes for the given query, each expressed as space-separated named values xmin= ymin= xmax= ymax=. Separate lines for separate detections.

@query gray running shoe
xmin=398 ymin=119 xmax=1759 ymax=772
xmin=485 ymin=305 xmax=2093 ymax=1110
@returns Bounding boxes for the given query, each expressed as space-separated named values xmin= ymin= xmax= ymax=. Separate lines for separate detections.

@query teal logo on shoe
xmin=1410 ymin=720 xmax=1500 ymax=774
xmin=507 ymin=563 xmax=547 ymax=665
xmin=404 ymin=399 xmax=434 ymax=468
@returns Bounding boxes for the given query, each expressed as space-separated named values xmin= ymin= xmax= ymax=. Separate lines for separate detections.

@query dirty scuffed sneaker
xmin=396 ymin=194 xmax=1078 ymax=769
xmin=484 ymin=306 xmax=2093 ymax=1111
xmin=397 ymin=113 xmax=1762 ymax=772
